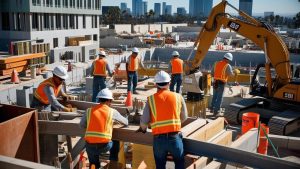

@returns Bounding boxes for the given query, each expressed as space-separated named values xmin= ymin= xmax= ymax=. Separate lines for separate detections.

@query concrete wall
xmin=113 ymin=23 xmax=188 ymax=34
xmin=99 ymin=36 xmax=143 ymax=48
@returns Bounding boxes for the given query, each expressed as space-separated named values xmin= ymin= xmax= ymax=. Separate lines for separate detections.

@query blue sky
xmin=102 ymin=0 xmax=300 ymax=16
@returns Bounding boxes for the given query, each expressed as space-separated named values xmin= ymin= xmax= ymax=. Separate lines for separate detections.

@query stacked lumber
xmin=0 ymin=53 xmax=46 ymax=76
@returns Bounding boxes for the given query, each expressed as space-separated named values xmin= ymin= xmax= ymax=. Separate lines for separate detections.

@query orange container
xmin=257 ymin=123 xmax=269 ymax=155
xmin=241 ymin=112 xmax=260 ymax=134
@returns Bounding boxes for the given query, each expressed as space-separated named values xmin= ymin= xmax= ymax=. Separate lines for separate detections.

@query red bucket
xmin=258 ymin=123 xmax=269 ymax=155
xmin=242 ymin=112 xmax=260 ymax=134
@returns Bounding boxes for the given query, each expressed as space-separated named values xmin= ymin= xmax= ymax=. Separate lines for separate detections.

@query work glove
xmin=135 ymin=127 xmax=146 ymax=134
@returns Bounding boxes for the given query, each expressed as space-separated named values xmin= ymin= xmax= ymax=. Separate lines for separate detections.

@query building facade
xmin=239 ymin=0 xmax=253 ymax=16
xmin=0 ymin=0 xmax=100 ymax=63
xmin=120 ymin=2 xmax=127 ymax=12
xmin=189 ymin=0 xmax=212 ymax=17
xmin=177 ymin=7 xmax=187 ymax=15
xmin=154 ymin=3 xmax=161 ymax=18
xmin=162 ymin=2 xmax=166 ymax=15
xmin=132 ymin=0 xmax=143 ymax=16
xmin=142 ymin=1 xmax=148 ymax=15
xmin=165 ymin=5 xmax=172 ymax=15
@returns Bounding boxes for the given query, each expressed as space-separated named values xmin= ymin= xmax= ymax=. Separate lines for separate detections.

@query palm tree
xmin=107 ymin=7 xmax=121 ymax=25
xmin=148 ymin=9 xmax=155 ymax=23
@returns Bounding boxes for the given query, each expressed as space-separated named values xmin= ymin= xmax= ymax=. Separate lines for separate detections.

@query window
xmin=92 ymin=15 xmax=97 ymax=28
xmin=87 ymin=0 xmax=91 ymax=9
xmin=55 ymin=0 xmax=60 ymax=7
xmin=63 ymin=14 xmax=68 ymax=29
xmin=70 ymin=14 xmax=75 ymax=29
xmin=80 ymin=0 xmax=83 ymax=8
xmin=2 ymin=12 xmax=10 ymax=30
xmin=82 ymin=15 xmax=86 ymax=28
xmin=95 ymin=0 xmax=100 ymax=10
xmin=76 ymin=15 xmax=78 ymax=29
xmin=32 ymin=13 xmax=38 ymax=30
xmin=46 ymin=0 xmax=51 ymax=7
xmin=77 ymin=0 xmax=79 ymax=8
xmin=53 ymin=38 xmax=58 ymax=48
xmin=55 ymin=14 xmax=61 ymax=29
xmin=93 ymin=34 xmax=97 ymax=41
xmin=63 ymin=0 xmax=68 ymax=7
xmin=84 ymin=0 xmax=86 ymax=9
xmin=32 ymin=0 xmax=41 ymax=6
xmin=50 ymin=14 xmax=54 ymax=29
xmin=44 ymin=13 xmax=50 ymax=29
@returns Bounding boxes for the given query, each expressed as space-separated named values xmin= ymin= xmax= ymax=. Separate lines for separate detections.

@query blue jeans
xmin=92 ymin=76 xmax=106 ymax=102
xmin=31 ymin=97 xmax=52 ymax=111
xmin=153 ymin=133 xmax=184 ymax=169
xmin=127 ymin=71 xmax=138 ymax=92
xmin=211 ymin=81 xmax=225 ymax=113
xmin=170 ymin=74 xmax=182 ymax=93
xmin=85 ymin=140 xmax=120 ymax=169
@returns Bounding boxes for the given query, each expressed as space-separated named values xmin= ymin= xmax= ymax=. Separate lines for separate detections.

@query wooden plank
xmin=0 ymin=65 xmax=27 ymax=76
xmin=0 ymin=155 xmax=54 ymax=169
xmin=0 ymin=53 xmax=45 ymax=64
xmin=0 ymin=60 xmax=28 ymax=69
xmin=181 ymin=118 xmax=207 ymax=137
xmin=188 ymin=117 xmax=224 ymax=141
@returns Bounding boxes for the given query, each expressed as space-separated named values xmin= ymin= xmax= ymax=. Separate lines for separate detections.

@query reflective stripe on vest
xmin=213 ymin=60 xmax=229 ymax=82
xmin=128 ymin=55 xmax=139 ymax=71
xmin=171 ymin=58 xmax=183 ymax=74
xmin=84 ymin=104 xmax=113 ymax=143
xmin=34 ymin=77 xmax=62 ymax=105
xmin=93 ymin=59 xmax=107 ymax=76
xmin=148 ymin=90 xmax=182 ymax=135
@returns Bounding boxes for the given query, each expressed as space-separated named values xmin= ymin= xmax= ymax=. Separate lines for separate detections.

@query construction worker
xmin=169 ymin=51 xmax=184 ymax=93
xmin=210 ymin=53 xmax=236 ymax=115
xmin=136 ymin=71 xmax=187 ymax=169
xmin=126 ymin=47 xmax=143 ymax=94
xmin=91 ymin=51 xmax=113 ymax=102
xmin=80 ymin=88 xmax=128 ymax=169
xmin=31 ymin=66 xmax=76 ymax=112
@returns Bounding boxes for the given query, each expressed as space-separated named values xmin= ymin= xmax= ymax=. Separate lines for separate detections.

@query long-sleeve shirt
xmin=90 ymin=61 xmax=113 ymax=77
xmin=79 ymin=108 xmax=128 ymax=129
xmin=211 ymin=61 xmax=234 ymax=78
xmin=43 ymin=85 xmax=66 ymax=111
xmin=140 ymin=94 xmax=188 ymax=130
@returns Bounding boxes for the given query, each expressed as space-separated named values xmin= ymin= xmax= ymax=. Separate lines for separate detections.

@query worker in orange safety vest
xmin=169 ymin=51 xmax=184 ymax=93
xmin=31 ymin=66 xmax=76 ymax=112
xmin=80 ymin=88 xmax=128 ymax=169
xmin=136 ymin=71 xmax=188 ymax=169
xmin=210 ymin=53 xmax=236 ymax=116
xmin=91 ymin=51 xmax=113 ymax=102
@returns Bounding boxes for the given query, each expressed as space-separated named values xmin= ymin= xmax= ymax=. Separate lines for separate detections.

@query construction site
xmin=1 ymin=0 xmax=300 ymax=169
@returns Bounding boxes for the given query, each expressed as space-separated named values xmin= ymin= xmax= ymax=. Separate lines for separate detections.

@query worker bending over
xmin=31 ymin=66 xmax=76 ymax=112
xmin=80 ymin=88 xmax=128 ymax=169
xmin=91 ymin=51 xmax=113 ymax=102
xmin=210 ymin=53 xmax=236 ymax=115
xmin=126 ymin=47 xmax=144 ymax=94
xmin=137 ymin=71 xmax=187 ymax=169
xmin=169 ymin=51 xmax=184 ymax=93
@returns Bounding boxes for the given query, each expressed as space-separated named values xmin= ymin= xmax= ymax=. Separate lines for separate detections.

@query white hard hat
xmin=99 ymin=51 xmax=106 ymax=57
xmin=172 ymin=51 xmax=180 ymax=56
xmin=224 ymin=53 xmax=233 ymax=61
xmin=96 ymin=88 xmax=113 ymax=100
xmin=132 ymin=47 xmax=139 ymax=53
xmin=53 ymin=66 xmax=69 ymax=80
xmin=154 ymin=70 xmax=171 ymax=83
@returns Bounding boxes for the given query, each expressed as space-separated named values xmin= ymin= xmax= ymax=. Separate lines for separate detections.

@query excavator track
xmin=224 ymin=98 xmax=264 ymax=124
xmin=268 ymin=110 xmax=300 ymax=135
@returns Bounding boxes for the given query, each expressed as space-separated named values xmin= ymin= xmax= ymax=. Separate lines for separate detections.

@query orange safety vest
xmin=127 ymin=55 xmax=139 ymax=71
xmin=148 ymin=90 xmax=182 ymax=135
xmin=34 ymin=77 xmax=62 ymax=105
xmin=84 ymin=104 xmax=114 ymax=143
xmin=93 ymin=58 xmax=107 ymax=76
xmin=213 ymin=60 xmax=229 ymax=82
xmin=170 ymin=58 xmax=183 ymax=74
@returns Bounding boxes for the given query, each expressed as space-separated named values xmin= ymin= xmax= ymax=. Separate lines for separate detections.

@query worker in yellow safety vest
xmin=126 ymin=47 xmax=144 ymax=94
xmin=169 ymin=51 xmax=184 ymax=93
xmin=91 ymin=51 xmax=113 ymax=102
xmin=136 ymin=71 xmax=188 ymax=169
xmin=80 ymin=88 xmax=128 ymax=169
xmin=31 ymin=66 xmax=76 ymax=112
xmin=210 ymin=53 xmax=236 ymax=116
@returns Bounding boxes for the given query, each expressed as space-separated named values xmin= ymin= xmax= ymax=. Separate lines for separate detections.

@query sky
xmin=102 ymin=0 xmax=300 ymax=16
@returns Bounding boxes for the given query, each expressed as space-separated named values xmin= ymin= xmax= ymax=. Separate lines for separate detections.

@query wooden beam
xmin=0 ymin=66 xmax=27 ymax=75
xmin=0 ymin=53 xmax=45 ymax=64
xmin=181 ymin=118 xmax=207 ymax=137
xmin=0 ymin=155 xmax=54 ymax=169
xmin=188 ymin=117 xmax=224 ymax=141
xmin=0 ymin=60 xmax=27 ymax=69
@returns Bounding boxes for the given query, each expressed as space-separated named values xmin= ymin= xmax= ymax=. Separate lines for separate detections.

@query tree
xmin=148 ymin=9 xmax=155 ymax=22
xmin=295 ymin=12 xmax=300 ymax=28
xmin=107 ymin=7 xmax=121 ymax=25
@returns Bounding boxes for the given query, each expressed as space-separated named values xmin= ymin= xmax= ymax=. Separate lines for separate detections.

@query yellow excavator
xmin=185 ymin=0 xmax=300 ymax=135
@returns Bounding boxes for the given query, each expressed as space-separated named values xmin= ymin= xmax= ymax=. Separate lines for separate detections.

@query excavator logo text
xmin=228 ymin=21 xmax=240 ymax=31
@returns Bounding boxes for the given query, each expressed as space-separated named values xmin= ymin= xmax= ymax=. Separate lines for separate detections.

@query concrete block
xmin=16 ymin=86 xmax=33 ymax=108
xmin=86 ymin=77 xmax=93 ymax=94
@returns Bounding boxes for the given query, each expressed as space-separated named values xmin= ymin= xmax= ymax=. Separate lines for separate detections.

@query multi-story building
xmin=239 ymin=0 xmax=253 ymax=16
xmin=165 ymin=5 xmax=172 ymax=15
xmin=177 ymin=7 xmax=187 ymax=15
xmin=189 ymin=0 xmax=212 ymax=17
xmin=142 ymin=1 xmax=148 ymax=15
xmin=0 ymin=0 xmax=100 ymax=63
xmin=264 ymin=11 xmax=274 ymax=17
xmin=120 ymin=2 xmax=127 ymax=12
xmin=154 ymin=3 xmax=161 ymax=18
xmin=162 ymin=2 xmax=166 ymax=15
xmin=132 ymin=0 xmax=143 ymax=16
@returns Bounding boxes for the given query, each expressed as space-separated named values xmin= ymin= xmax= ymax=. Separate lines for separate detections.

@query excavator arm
xmin=190 ymin=1 xmax=291 ymax=97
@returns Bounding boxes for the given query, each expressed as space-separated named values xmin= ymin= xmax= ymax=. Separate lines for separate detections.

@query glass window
xmin=32 ymin=13 xmax=39 ymax=30
xmin=83 ymin=15 xmax=86 ymax=28
xmin=56 ymin=14 xmax=61 ymax=29
xmin=1 ymin=12 xmax=10 ymax=30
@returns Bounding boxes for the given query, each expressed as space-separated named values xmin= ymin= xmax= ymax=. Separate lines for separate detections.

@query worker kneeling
xmin=80 ymin=88 xmax=128 ymax=169
xmin=137 ymin=70 xmax=188 ymax=169
xmin=31 ymin=66 xmax=76 ymax=112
